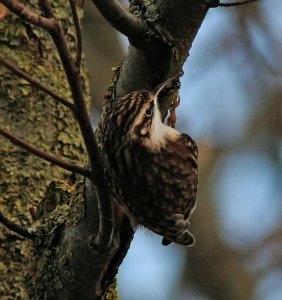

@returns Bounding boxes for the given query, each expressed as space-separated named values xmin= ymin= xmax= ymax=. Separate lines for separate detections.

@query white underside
xmin=146 ymin=98 xmax=179 ymax=150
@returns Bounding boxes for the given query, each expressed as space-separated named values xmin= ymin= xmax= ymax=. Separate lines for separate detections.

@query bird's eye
xmin=145 ymin=108 xmax=153 ymax=117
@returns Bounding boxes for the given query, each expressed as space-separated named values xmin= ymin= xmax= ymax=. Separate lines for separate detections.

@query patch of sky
xmin=118 ymin=230 xmax=185 ymax=300
xmin=211 ymin=149 xmax=281 ymax=249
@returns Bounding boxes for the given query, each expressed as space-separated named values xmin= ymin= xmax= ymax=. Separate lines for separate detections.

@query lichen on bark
xmin=0 ymin=1 xmax=87 ymax=298
xmin=25 ymin=177 xmax=85 ymax=300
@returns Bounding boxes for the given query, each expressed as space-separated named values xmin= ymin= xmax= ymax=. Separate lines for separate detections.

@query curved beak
xmin=153 ymin=78 xmax=176 ymax=99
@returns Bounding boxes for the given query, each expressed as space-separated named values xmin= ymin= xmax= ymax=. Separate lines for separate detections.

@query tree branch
xmin=0 ymin=0 xmax=56 ymax=30
xmin=0 ymin=210 xmax=36 ymax=239
xmin=69 ymin=0 xmax=82 ymax=69
xmin=39 ymin=0 xmax=113 ymax=250
xmin=38 ymin=0 xmax=54 ymax=18
xmin=114 ymin=0 xmax=209 ymax=97
xmin=209 ymin=0 xmax=259 ymax=7
xmin=38 ymin=0 xmax=97 ymax=179
xmin=0 ymin=54 xmax=74 ymax=110
xmin=0 ymin=128 xmax=92 ymax=178
xmin=91 ymin=0 xmax=148 ymax=42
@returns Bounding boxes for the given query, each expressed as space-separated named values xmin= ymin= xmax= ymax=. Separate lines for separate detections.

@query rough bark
xmin=114 ymin=0 xmax=209 ymax=116
xmin=0 ymin=1 xmax=86 ymax=298
xmin=0 ymin=0 xmax=211 ymax=299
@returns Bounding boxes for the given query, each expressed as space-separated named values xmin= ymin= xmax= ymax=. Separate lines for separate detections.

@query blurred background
xmin=82 ymin=0 xmax=282 ymax=299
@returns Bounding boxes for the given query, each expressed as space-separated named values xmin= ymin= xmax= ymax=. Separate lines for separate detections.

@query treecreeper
xmin=101 ymin=79 xmax=198 ymax=246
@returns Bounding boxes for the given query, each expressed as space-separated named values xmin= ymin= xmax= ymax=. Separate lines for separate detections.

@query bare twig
xmin=0 ymin=0 xmax=55 ymax=30
xmin=39 ymin=0 xmax=113 ymax=250
xmin=0 ymin=128 xmax=92 ymax=178
xmin=38 ymin=0 xmax=97 ymax=173
xmin=69 ymin=0 xmax=82 ymax=69
xmin=93 ymin=188 xmax=114 ymax=249
xmin=0 ymin=54 xmax=74 ymax=110
xmin=0 ymin=210 xmax=36 ymax=239
xmin=91 ymin=0 xmax=147 ymax=42
xmin=38 ymin=0 xmax=54 ymax=18
xmin=209 ymin=0 xmax=259 ymax=7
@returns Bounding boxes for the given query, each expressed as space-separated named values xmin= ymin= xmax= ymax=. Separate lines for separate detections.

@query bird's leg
xmin=167 ymin=94 xmax=180 ymax=128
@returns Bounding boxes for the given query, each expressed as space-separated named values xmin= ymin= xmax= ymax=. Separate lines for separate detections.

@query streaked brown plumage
xmin=101 ymin=80 xmax=198 ymax=246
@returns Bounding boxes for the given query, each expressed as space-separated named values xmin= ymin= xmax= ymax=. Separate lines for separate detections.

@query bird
xmin=101 ymin=79 xmax=198 ymax=246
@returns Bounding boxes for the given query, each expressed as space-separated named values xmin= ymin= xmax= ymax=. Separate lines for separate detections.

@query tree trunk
xmin=0 ymin=0 xmax=85 ymax=298
xmin=0 ymin=1 xmax=241 ymax=299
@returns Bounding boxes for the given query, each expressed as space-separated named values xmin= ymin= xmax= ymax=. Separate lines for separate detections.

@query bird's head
xmin=110 ymin=78 xmax=179 ymax=150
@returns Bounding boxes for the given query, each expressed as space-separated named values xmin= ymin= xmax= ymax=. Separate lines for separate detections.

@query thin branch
xmin=209 ymin=0 xmax=259 ymax=7
xmin=38 ymin=0 xmax=54 ymax=18
xmin=38 ymin=0 xmax=114 ymax=250
xmin=0 ymin=210 xmax=36 ymax=239
xmin=0 ymin=128 xmax=92 ymax=178
xmin=0 ymin=54 xmax=74 ymax=110
xmin=93 ymin=187 xmax=114 ymax=250
xmin=38 ymin=0 xmax=97 ymax=177
xmin=91 ymin=0 xmax=148 ymax=42
xmin=0 ymin=0 xmax=56 ymax=30
xmin=69 ymin=0 xmax=82 ymax=69
xmin=219 ymin=0 xmax=259 ymax=6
